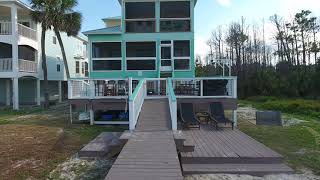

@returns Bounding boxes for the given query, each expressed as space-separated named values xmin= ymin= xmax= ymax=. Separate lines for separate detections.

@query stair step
xmin=182 ymin=163 xmax=293 ymax=176
xmin=79 ymin=132 xmax=123 ymax=158
xmin=181 ymin=156 xmax=283 ymax=164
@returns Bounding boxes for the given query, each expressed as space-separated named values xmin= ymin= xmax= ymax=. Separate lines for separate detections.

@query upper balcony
xmin=0 ymin=4 xmax=38 ymax=42
xmin=0 ymin=42 xmax=38 ymax=73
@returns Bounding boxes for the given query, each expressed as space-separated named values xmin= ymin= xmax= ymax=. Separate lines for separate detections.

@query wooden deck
xmin=181 ymin=125 xmax=293 ymax=175
xmin=105 ymin=131 xmax=183 ymax=180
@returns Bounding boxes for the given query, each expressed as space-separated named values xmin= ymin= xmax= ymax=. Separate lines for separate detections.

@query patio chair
xmin=180 ymin=103 xmax=201 ymax=129
xmin=209 ymin=102 xmax=234 ymax=130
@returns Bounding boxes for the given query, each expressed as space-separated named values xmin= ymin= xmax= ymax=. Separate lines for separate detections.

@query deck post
xmin=89 ymin=108 xmax=94 ymax=125
xmin=58 ymin=81 xmax=62 ymax=103
xmin=70 ymin=104 xmax=73 ymax=124
xmin=36 ymin=79 xmax=41 ymax=106
xmin=129 ymin=102 xmax=134 ymax=130
xmin=12 ymin=78 xmax=19 ymax=110
xmin=6 ymin=79 xmax=11 ymax=106
xmin=233 ymin=110 xmax=237 ymax=128
xmin=200 ymin=80 xmax=203 ymax=96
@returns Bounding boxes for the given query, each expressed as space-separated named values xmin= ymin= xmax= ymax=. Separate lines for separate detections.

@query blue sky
xmin=23 ymin=0 xmax=320 ymax=57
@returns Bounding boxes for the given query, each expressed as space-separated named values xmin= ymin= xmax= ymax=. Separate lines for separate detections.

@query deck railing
xmin=93 ymin=79 xmax=129 ymax=98
xmin=19 ymin=59 xmax=37 ymax=73
xmin=68 ymin=80 xmax=91 ymax=98
xmin=145 ymin=78 xmax=167 ymax=97
xmin=0 ymin=58 xmax=12 ymax=72
xmin=172 ymin=77 xmax=237 ymax=98
xmin=129 ymin=79 xmax=146 ymax=130
xmin=18 ymin=23 xmax=37 ymax=41
xmin=167 ymin=78 xmax=177 ymax=130
xmin=0 ymin=22 xmax=12 ymax=35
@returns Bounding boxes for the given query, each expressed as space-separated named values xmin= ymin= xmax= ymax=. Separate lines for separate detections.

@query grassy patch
xmin=239 ymin=96 xmax=320 ymax=175
xmin=0 ymin=103 xmax=126 ymax=179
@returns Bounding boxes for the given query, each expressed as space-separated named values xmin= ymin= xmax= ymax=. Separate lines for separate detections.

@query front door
xmin=160 ymin=44 xmax=172 ymax=72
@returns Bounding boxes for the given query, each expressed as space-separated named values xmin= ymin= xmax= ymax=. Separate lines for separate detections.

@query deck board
xmin=181 ymin=126 xmax=282 ymax=161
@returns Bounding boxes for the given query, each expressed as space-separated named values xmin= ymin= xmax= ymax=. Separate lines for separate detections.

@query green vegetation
xmin=240 ymin=96 xmax=320 ymax=119
xmin=239 ymin=97 xmax=320 ymax=175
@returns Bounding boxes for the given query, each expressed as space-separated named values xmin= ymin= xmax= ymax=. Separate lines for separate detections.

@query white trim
xmin=94 ymin=121 xmax=129 ymax=125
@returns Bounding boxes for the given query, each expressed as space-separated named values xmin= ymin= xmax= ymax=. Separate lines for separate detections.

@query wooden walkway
xmin=105 ymin=99 xmax=183 ymax=180
xmin=105 ymin=131 xmax=183 ymax=180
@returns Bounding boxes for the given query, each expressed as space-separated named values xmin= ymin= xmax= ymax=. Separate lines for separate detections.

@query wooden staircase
xmin=136 ymin=99 xmax=171 ymax=131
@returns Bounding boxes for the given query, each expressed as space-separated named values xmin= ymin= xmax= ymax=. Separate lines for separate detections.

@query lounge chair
xmin=209 ymin=102 xmax=234 ymax=130
xmin=180 ymin=103 xmax=201 ymax=129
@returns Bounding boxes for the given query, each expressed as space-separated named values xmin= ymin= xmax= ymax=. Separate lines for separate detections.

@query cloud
xmin=216 ymin=0 xmax=232 ymax=7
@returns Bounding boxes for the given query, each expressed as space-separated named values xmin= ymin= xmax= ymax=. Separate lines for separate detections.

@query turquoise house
xmin=84 ymin=0 xmax=197 ymax=79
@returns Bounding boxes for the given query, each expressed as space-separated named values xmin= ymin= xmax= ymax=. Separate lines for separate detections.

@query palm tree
xmin=51 ymin=0 xmax=82 ymax=79
xmin=30 ymin=0 xmax=54 ymax=108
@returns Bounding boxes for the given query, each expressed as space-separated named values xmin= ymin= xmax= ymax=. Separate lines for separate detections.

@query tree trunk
xmin=54 ymin=28 xmax=70 ymax=79
xmin=41 ymin=25 xmax=49 ymax=109
xmin=301 ymin=30 xmax=306 ymax=64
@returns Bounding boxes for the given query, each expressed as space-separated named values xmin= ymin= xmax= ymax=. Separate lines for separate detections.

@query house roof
xmin=83 ymin=26 xmax=122 ymax=35
xmin=117 ymin=0 xmax=198 ymax=5
xmin=102 ymin=16 xmax=121 ymax=21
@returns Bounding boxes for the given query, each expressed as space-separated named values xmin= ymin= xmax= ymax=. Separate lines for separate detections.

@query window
xmin=76 ymin=61 xmax=80 ymax=73
xmin=125 ymin=2 xmax=155 ymax=33
xmin=92 ymin=42 xmax=122 ymax=71
xmin=126 ymin=42 xmax=156 ymax=71
xmin=57 ymin=64 xmax=61 ymax=72
xmin=173 ymin=40 xmax=190 ymax=70
xmin=84 ymin=62 xmax=89 ymax=77
xmin=82 ymin=62 xmax=85 ymax=74
xmin=160 ymin=1 xmax=191 ymax=32
xmin=53 ymin=36 xmax=57 ymax=44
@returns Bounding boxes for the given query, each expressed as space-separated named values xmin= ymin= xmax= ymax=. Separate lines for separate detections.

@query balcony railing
xmin=0 ymin=22 xmax=12 ymax=35
xmin=19 ymin=59 xmax=37 ymax=73
xmin=0 ymin=58 xmax=12 ymax=72
xmin=18 ymin=23 xmax=37 ymax=41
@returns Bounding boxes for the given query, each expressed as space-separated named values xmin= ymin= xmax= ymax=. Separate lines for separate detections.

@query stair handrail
xmin=167 ymin=78 xmax=177 ymax=130
xmin=129 ymin=79 xmax=146 ymax=130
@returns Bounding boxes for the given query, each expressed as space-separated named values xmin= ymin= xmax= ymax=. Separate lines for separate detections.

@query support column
xmin=36 ymin=79 xmax=41 ymax=106
xmin=6 ymin=79 xmax=11 ymax=106
xmin=11 ymin=5 xmax=18 ymax=75
xmin=58 ymin=81 xmax=62 ymax=103
xmin=12 ymin=78 xmax=19 ymax=110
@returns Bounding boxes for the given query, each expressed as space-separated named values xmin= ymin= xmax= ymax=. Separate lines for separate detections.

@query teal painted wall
xmin=88 ymin=0 xmax=196 ymax=79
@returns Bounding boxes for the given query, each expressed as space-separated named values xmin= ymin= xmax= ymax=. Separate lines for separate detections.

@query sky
xmin=23 ymin=0 xmax=320 ymax=58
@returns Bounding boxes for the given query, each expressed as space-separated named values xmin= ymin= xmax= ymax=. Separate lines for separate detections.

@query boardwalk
xmin=105 ymin=131 xmax=183 ymax=180
xmin=105 ymin=99 xmax=183 ymax=180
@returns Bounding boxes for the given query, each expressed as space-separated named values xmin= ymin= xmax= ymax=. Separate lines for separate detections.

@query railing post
xmin=233 ymin=78 xmax=237 ymax=98
xmin=200 ymin=80 xmax=203 ymax=97
xmin=90 ymin=80 xmax=95 ymax=99
xmin=129 ymin=77 xmax=132 ymax=96
xmin=129 ymin=101 xmax=134 ymax=130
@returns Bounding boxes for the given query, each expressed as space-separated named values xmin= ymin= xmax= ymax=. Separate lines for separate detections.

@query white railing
xmin=167 ymin=79 xmax=177 ymax=130
xmin=19 ymin=59 xmax=37 ymax=73
xmin=0 ymin=22 xmax=12 ymax=35
xmin=172 ymin=77 xmax=237 ymax=98
xmin=0 ymin=58 xmax=12 ymax=72
xmin=129 ymin=79 xmax=146 ymax=130
xmin=68 ymin=80 xmax=91 ymax=99
xmin=18 ymin=23 xmax=37 ymax=41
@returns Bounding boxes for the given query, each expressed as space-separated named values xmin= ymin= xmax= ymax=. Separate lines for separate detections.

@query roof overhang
xmin=118 ymin=0 xmax=198 ymax=6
